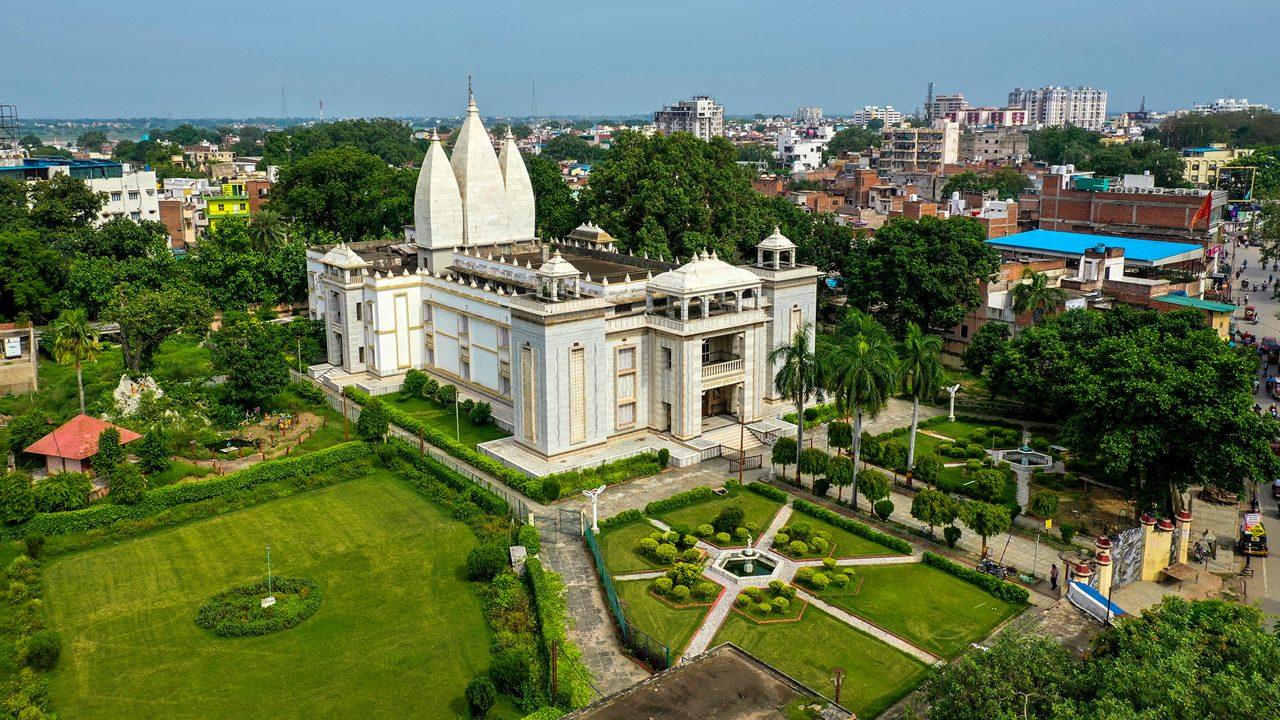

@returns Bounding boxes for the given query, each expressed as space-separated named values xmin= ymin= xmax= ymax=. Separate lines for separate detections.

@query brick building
xmin=1038 ymin=174 xmax=1226 ymax=243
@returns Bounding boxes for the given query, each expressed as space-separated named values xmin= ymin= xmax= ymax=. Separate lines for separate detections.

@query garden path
xmin=682 ymin=588 xmax=740 ymax=657
xmin=797 ymin=590 xmax=943 ymax=665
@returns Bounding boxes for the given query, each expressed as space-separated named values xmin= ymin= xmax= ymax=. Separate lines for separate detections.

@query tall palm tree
xmin=248 ymin=208 xmax=286 ymax=254
xmin=49 ymin=308 xmax=103 ymax=415
xmin=826 ymin=310 xmax=898 ymax=510
xmin=897 ymin=322 xmax=944 ymax=485
xmin=768 ymin=321 xmax=822 ymax=485
xmin=1011 ymin=268 xmax=1067 ymax=325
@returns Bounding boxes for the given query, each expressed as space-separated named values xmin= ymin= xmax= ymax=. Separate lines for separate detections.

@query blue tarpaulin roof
xmin=987 ymin=229 xmax=1203 ymax=266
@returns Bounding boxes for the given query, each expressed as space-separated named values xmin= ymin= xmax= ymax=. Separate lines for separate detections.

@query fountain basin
xmin=722 ymin=556 xmax=777 ymax=577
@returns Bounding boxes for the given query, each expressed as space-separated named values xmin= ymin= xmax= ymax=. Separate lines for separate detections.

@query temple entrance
xmin=702 ymin=387 xmax=729 ymax=418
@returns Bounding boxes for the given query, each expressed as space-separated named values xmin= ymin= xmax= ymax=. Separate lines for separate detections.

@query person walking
xmin=1050 ymin=563 xmax=1059 ymax=592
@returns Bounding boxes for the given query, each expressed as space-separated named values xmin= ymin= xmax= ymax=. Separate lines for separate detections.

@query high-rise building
xmin=654 ymin=95 xmax=725 ymax=141
xmin=795 ymin=106 xmax=823 ymax=124
xmin=1008 ymin=86 xmax=1108 ymax=130
xmin=926 ymin=94 xmax=968 ymax=120
xmin=879 ymin=121 xmax=960 ymax=174
xmin=852 ymin=105 xmax=902 ymax=126
xmin=1192 ymin=97 xmax=1270 ymax=115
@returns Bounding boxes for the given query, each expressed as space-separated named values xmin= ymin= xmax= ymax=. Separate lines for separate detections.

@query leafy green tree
xmin=76 ymin=131 xmax=108 ymax=151
xmin=962 ymin=321 xmax=1010 ymax=375
xmin=1230 ymin=146 xmax=1280 ymax=199
xmin=824 ymin=310 xmax=897 ymax=510
xmin=1011 ymin=269 xmax=1067 ymax=325
xmin=924 ymin=631 xmax=1079 ymax=720
xmin=896 ymin=322 xmax=943 ymax=478
xmin=959 ymin=500 xmax=1010 ymax=555
xmin=527 ymin=154 xmax=581 ymax=239
xmin=826 ymin=127 xmax=881 ymax=158
xmin=270 ymin=146 xmax=414 ymax=241
xmin=913 ymin=454 xmax=943 ymax=487
xmin=106 ymin=282 xmax=212 ymax=373
xmin=355 ymin=397 xmax=390 ymax=442
xmin=211 ymin=314 xmax=290 ymax=409
xmin=261 ymin=118 xmax=424 ymax=168
xmin=970 ymin=469 xmax=1006 ymax=503
xmin=856 ymin=469 xmax=890 ymax=506
xmin=33 ymin=472 xmax=92 ymax=513
xmin=771 ymin=436 xmax=798 ymax=479
xmin=540 ymin=133 xmax=606 ymax=164
xmin=135 ymin=428 xmax=172 ymax=474
xmin=18 ymin=134 xmax=42 ymax=149
xmin=910 ymin=487 xmax=956 ymax=536
xmin=108 ymin=463 xmax=147 ymax=505
xmin=27 ymin=174 xmax=105 ymax=230
xmin=0 ymin=228 xmax=64 ymax=322
xmin=5 ymin=410 xmax=52 ymax=467
xmin=827 ymin=420 xmax=852 ymax=456
xmin=94 ymin=427 xmax=125 ymax=474
xmin=768 ymin=322 xmax=823 ymax=485
xmin=48 ymin=308 xmax=103 ymax=415
xmin=0 ymin=471 xmax=35 ymax=524
xmin=843 ymin=216 xmax=999 ymax=336
xmin=798 ymin=447 xmax=829 ymax=483
xmin=942 ymin=169 xmax=1033 ymax=201
xmin=826 ymin=454 xmax=854 ymax=501
xmin=735 ymin=143 xmax=775 ymax=164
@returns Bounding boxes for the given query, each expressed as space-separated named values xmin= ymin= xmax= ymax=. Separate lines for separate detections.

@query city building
xmin=1181 ymin=144 xmax=1254 ymax=187
xmin=306 ymin=93 xmax=818 ymax=471
xmin=958 ymin=126 xmax=1029 ymax=163
xmin=182 ymin=141 xmax=233 ymax=171
xmin=1037 ymin=171 xmax=1227 ymax=242
xmin=654 ymin=95 xmax=724 ymax=141
xmin=794 ymin=106 xmax=823 ymax=124
xmin=945 ymin=107 xmax=1028 ymax=128
xmin=879 ymin=121 xmax=960 ymax=174
xmin=0 ymin=323 xmax=37 ymax=395
xmin=774 ymin=125 xmax=835 ymax=174
xmin=852 ymin=105 xmax=902 ymax=126
xmin=1008 ymin=86 xmax=1108 ymax=130
xmin=926 ymin=93 xmax=968 ymax=120
xmin=205 ymin=181 xmax=250 ymax=230
xmin=157 ymin=198 xmax=203 ymax=250
xmin=0 ymin=157 xmax=158 ymax=224
xmin=1192 ymin=97 xmax=1270 ymax=115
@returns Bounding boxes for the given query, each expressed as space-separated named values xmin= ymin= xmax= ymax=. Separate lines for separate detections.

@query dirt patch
xmin=1036 ymin=481 xmax=1135 ymax=538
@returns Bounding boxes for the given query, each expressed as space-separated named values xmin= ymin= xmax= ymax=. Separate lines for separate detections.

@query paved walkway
xmin=683 ymin=590 xmax=740 ymax=657
xmin=797 ymin=590 xmax=943 ymax=664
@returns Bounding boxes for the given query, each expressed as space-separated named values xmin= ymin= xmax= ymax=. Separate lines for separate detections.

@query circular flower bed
xmin=196 ymin=577 xmax=321 ymax=637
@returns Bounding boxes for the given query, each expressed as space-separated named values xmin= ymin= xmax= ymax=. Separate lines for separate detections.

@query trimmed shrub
xmin=681 ymin=548 xmax=701 ymax=563
xmin=744 ymin=586 xmax=762 ymax=601
xmin=195 ymin=577 xmax=322 ymax=637
xmin=24 ymin=630 xmax=61 ymax=671
xmin=745 ymin=481 xmax=789 ymax=502
xmin=810 ymin=573 xmax=830 ymax=591
xmin=712 ymin=506 xmax=746 ymax=535
xmin=772 ymin=596 xmax=790 ymax=612
xmin=108 ymin=463 xmax=148 ymax=505
xmin=944 ymin=525 xmax=962 ymax=548
xmin=694 ymin=581 xmax=718 ymax=601
xmin=794 ymin=567 xmax=815 ymax=584
xmin=540 ymin=476 xmax=561 ymax=502
xmin=714 ymin=532 xmax=731 ymax=545
xmin=735 ymin=594 xmax=751 ymax=608
xmin=489 ymin=646 xmax=534 ymax=694
xmin=653 ymin=577 xmax=673 ymax=594
xmin=655 ymin=543 xmax=678 ymax=564
xmin=833 ymin=573 xmax=850 ymax=587
xmin=787 ymin=540 xmax=809 ymax=556
xmin=681 ymin=534 xmax=698 ymax=548
xmin=696 ymin=524 xmax=714 ymax=538
xmin=664 ymin=531 xmax=680 ymax=544
xmin=401 ymin=368 xmax=428 ymax=397
xmin=599 ymin=509 xmax=644 ymax=530
xmin=789 ymin=521 xmax=812 ymax=541
xmin=874 ymin=499 xmax=894 ymax=521
xmin=822 ymin=557 xmax=838 ymax=572
xmin=644 ymin=486 xmax=715 ymax=515
xmin=436 ymin=384 xmax=457 ymax=405
xmin=756 ymin=602 xmax=773 ymax=615
xmin=768 ymin=579 xmax=786 ymax=594
xmin=791 ymin=499 xmax=912 ymax=554
xmin=517 ymin=524 xmax=541 ymax=555
xmin=466 ymin=544 xmax=508 ymax=581
xmin=466 ymin=676 xmax=497 ymax=718
xmin=639 ymin=537 xmax=659 ymax=556
xmin=670 ymin=585 xmax=691 ymax=603
xmin=773 ymin=533 xmax=790 ymax=546
xmin=811 ymin=536 xmax=830 ymax=554
xmin=921 ymin=551 xmax=1029 ymax=603
xmin=813 ymin=477 xmax=831 ymax=497
xmin=355 ymin=397 xmax=390 ymax=441
xmin=667 ymin=563 xmax=703 ymax=588
xmin=777 ymin=584 xmax=797 ymax=600
xmin=657 ymin=448 xmax=670 ymax=468
xmin=733 ymin=526 xmax=749 ymax=540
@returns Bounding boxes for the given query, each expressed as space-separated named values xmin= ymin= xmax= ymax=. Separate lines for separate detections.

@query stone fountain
xmin=716 ymin=532 xmax=779 ymax=579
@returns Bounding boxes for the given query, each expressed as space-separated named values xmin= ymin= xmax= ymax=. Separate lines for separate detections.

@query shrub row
xmin=9 ymin=442 xmax=373 ymax=539
xmin=597 ymin=508 xmax=644 ymax=531
xmin=921 ymin=551 xmax=1030 ymax=604
xmin=343 ymin=386 xmax=547 ymax=501
xmin=384 ymin=439 xmax=510 ymax=517
xmin=791 ymin=499 xmax=913 ymax=555
xmin=744 ymin=481 xmax=789 ymax=504
xmin=525 ymin=558 xmax=593 ymax=709
xmin=643 ymin=486 xmax=715 ymax=515
xmin=540 ymin=453 xmax=662 ymax=500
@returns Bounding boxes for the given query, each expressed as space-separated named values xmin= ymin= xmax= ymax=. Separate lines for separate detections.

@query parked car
xmin=1262 ymin=336 xmax=1279 ymax=353
xmin=1272 ymin=479 xmax=1280 ymax=500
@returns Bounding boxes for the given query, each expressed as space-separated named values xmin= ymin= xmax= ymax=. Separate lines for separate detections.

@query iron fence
xmin=584 ymin=525 xmax=671 ymax=670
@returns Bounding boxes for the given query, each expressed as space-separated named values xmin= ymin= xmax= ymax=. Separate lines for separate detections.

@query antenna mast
xmin=318 ymin=99 xmax=325 ymax=122
xmin=281 ymin=85 xmax=288 ymax=119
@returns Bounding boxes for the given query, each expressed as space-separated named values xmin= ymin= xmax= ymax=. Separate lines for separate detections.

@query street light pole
xmin=582 ymin=484 xmax=606 ymax=532
xmin=455 ymin=392 xmax=461 ymax=442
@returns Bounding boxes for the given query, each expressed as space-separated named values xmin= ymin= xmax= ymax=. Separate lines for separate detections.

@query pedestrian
xmin=1050 ymin=564 xmax=1059 ymax=592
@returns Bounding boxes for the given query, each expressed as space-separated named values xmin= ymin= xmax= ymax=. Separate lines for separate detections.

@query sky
xmin=8 ymin=0 xmax=1280 ymax=120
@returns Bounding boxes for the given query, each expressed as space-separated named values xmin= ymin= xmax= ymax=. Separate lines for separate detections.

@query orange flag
xmin=1190 ymin=191 xmax=1213 ymax=229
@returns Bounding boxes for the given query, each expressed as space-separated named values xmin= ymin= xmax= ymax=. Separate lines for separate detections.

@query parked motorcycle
xmin=977 ymin=558 xmax=1015 ymax=580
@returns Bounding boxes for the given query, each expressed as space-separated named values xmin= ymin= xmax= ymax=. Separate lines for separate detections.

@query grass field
xmin=936 ymin=466 xmax=1018 ymax=505
xmin=599 ymin=520 xmax=669 ymax=575
xmin=649 ymin=489 xmax=783 ymax=538
xmin=713 ymin=606 xmax=929 ymax=718
xmin=388 ymin=395 xmax=510 ymax=447
xmin=925 ymin=420 xmax=1020 ymax=447
xmin=784 ymin=515 xmax=908 ymax=558
xmin=615 ymin=580 xmax=710 ymax=659
xmin=42 ymin=473 xmax=500 ymax=720
xmin=818 ymin=563 xmax=1023 ymax=658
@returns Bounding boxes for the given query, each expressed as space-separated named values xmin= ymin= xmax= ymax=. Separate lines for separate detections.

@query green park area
xmin=598 ymin=520 xmax=670 ymax=575
xmin=387 ymin=394 xmax=509 ymax=447
xmin=781 ymin=515 xmax=904 ymax=559
xmin=647 ymin=488 xmax=784 ymax=541
xmin=714 ymin=606 xmax=930 ymax=718
xmin=42 ymin=474 xmax=500 ymax=720
xmin=615 ymin=579 xmax=711 ymax=659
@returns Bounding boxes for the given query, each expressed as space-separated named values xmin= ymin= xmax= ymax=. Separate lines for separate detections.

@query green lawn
xmin=910 ymin=432 xmax=951 ymax=460
xmin=388 ymin=395 xmax=509 ymax=447
xmin=599 ymin=520 xmax=669 ymax=575
xmin=785 ymin=515 xmax=909 ymax=558
xmin=925 ymin=420 xmax=1020 ymax=446
xmin=818 ymin=563 xmax=1023 ymax=659
xmin=42 ymin=473 xmax=497 ymax=720
xmin=615 ymin=579 xmax=710 ymax=659
xmin=146 ymin=461 xmax=215 ymax=488
xmin=713 ymin=606 xmax=929 ymax=718
xmin=936 ymin=466 xmax=1018 ymax=505
xmin=649 ymin=489 xmax=784 ymax=537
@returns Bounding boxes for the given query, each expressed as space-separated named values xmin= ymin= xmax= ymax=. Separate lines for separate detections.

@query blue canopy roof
xmin=987 ymin=229 xmax=1203 ymax=266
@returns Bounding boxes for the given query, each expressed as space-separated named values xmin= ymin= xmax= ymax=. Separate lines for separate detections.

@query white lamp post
xmin=582 ymin=484 xmax=606 ymax=532
xmin=946 ymin=383 xmax=961 ymax=422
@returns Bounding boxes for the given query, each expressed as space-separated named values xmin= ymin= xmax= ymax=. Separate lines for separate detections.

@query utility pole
xmin=832 ymin=666 xmax=846 ymax=705
xmin=342 ymin=393 xmax=349 ymax=441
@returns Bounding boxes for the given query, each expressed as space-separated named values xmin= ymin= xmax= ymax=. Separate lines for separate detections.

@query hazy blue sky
xmin=9 ymin=0 xmax=1280 ymax=119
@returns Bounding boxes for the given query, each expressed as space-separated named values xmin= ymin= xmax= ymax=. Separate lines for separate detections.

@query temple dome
xmin=647 ymin=250 xmax=760 ymax=296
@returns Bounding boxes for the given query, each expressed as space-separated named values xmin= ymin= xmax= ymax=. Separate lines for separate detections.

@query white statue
xmin=946 ymin=383 xmax=961 ymax=422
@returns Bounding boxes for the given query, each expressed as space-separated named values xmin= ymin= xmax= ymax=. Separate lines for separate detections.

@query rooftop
xmin=25 ymin=414 xmax=142 ymax=460
xmin=1153 ymin=294 xmax=1238 ymax=313
xmin=5 ymin=157 xmax=122 ymax=171
xmin=988 ymin=229 xmax=1203 ymax=267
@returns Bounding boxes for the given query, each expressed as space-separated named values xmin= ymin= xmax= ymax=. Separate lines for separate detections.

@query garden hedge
xmin=598 ymin=509 xmax=644 ymax=530
xmin=525 ymin=558 xmax=592 ymax=709
xmin=385 ymin=439 xmax=510 ymax=517
xmin=520 ymin=707 xmax=564 ymax=720
xmin=540 ymin=453 xmax=662 ymax=500
xmin=344 ymin=386 xmax=543 ymax=500
xmin=791 ymin=499 xmax=913 ymax=555
xmin=921 ymin=551 xmax=1030 ymax=604
xmin=643 ymin=486 xmax=715 ymax=515
xmin=9 ymin=442 xmax=373 ymax=539
xmin=744 ymin=481 xmax=789 ymax=503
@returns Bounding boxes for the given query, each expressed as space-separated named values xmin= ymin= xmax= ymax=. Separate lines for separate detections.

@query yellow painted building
xmin=205 ymin=181 xmax=250 ymax=231
xmin=1182 ymin=144 xmax=1254 ymax=187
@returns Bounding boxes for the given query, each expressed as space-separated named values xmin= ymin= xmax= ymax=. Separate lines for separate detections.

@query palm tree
xmin=49 ymin=308 xmax=103 ymax=415
xmin=768 ymin=321 xmax=822 ymax=486
xmin=1011 ymin=268 xmax=1067 ymax=325
xmin=248 ymin=208 xmax=286 ymax=254
xmin=825 ymin=310 xmax=898 ymax=511
xmin=897 ymin=322 xmax=944 ymax=485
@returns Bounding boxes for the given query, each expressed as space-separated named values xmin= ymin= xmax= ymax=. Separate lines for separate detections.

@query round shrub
xmin=787 ymin=540 xmax=809 ymax=556
xmin=664 ymin=531 xmax=681 ymax=544
xmin=744 ymin=586 xmax=763 ymax=601
xmin=712 ymin=506 xmax=746 ymax=535
xmin=681 ymin=548 xmax=701 ymax=563
xmin=971 ymin=428 xmax=989 ymax=444
xmin=696 ymin=524 xmax=714 ymax=538
xmin=833 ymin=573 xmax=850 ymax=587
xmin=813 ymin=477 xmax=831 ymax=497
xmin=657 ymin=448 xmax=670 ymax=468
xmin=681 ymin=534 xmax=698 ymax=548
xmin=653 ymin=577 xmax=673 ymax=594
xmin=756 ymin=602 xmax=773 ymax=615
xmin=194 ymin=577 xmax=322 ymax=637
xmin=714 ymin=532 xmax=732 ymax=545
xmin=874 ymin=499 xmax=894 ymax=521
xmin=24 ymin=630 xmax=61 ymax=671
xmin=655 ymin=543 xmax=678 ymax=564
xmin=811 ymin=573 xmax=830 ymax=591
xmin=768 ymin=579 xmax=786 ymax=594
xmin=639 ymin=537 xmax=660 ymax=556
xmin=811 ymin=536 xmax=830 ymax=555
xmin=772 ymin=596 xmax=790 ymax=612
xmin=489 ymin=646 xmax=533 ymax=694
xmin=795 ymin=567 xmax=815 ymax=584
xmin=540 ymin=476 xmax=561 ymax=502
xmin=735 ymin=594 xmax=750 ymax=608
xmin=778 ymin=584 xmax=797 ymax=600
xmin=694 ymin=581 xmax=718 ymax=601
xmin=733 ymin=526 xmax=749 ymax=540
xmin=773 ymin=533 xmax=790 ymax=547
xmin=789 ymin=521 xmax=813 ymax=541
xmin=967 ymin=443 xmax=986 ymax=459
xmin=944 ymin=525 xmax=962 ymax=548
xmin=822 ymin=557 xmax=838 ymax=571
xmin=465 ymin=676 xmax=496 ymax=718
xmin=467 ymin=545 xmax=508 ymax=581
xmin=648 ymin=531 xmax=666 ymax=542
xmin=670 ymin=585 xmax=691 ymax=603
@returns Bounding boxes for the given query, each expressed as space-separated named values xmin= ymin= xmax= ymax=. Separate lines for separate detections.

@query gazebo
xmin=24 ymin=414 xmax=142 ymax=475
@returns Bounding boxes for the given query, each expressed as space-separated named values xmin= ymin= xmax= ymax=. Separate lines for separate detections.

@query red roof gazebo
xmin=24 ymin=414 xmax=142 ymax=476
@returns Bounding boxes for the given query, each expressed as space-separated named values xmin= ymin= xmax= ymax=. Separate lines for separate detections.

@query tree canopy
xmin=527 ymin=155 xmax=582 ymax=239
xmin=826 ymin=126 xmax=881 ymax=158
xmin=941 ymin=169 xmax=1033 ymax=201
xmin=1155 ymin=109 xmax=1280 ymax=149
xmin=260 ymin=118 xmax=425 ymax=168
xmin=270 ymin=146 xmax=415 ymax=241
xmin=211 ymin=313 xmax=290 ymax=409
xmin=1028 ymin=128 xmax=1189 ymax=187
xmin=540 ymin=133 xmax=607 ymax=164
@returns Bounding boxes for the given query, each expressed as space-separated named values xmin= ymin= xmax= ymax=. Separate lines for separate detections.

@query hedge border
xmin=921 ymin=551 xmax=1030 ymax=604
xmin=541 ymin=453 xmax=663 ymax=500
xmin=384 ymin=438 xmax=510 ymax=517
xmin=598 ymin=509 xmax=644 ymax=531
xmin=643 ymin=486 xmax=716 ymax=515
xmin=790 ymin=499 xmax=913 ymax=555
xmin=525 ymin=557 xmax=593 ymax=709
xmin=744 ymin=481 xmax=790 ymax=503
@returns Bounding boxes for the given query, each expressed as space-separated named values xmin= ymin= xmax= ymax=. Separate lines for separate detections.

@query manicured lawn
xmin=615 ymin=579 xmax=711 ymax=659
xmin=146 ymin=461 xmax=215 ymax=488
xmin=910 ymin=431 xmax=952 ymax=459
xmin=925 ymin=420 xmax=1019 ymax=446
xmin=713 ymin=606 xmax=929 ymax=718
xmin=936 ymin=465 xmax=1018 ymax=505
xmin=599 ymin=520 xmax=669 ymax=575
xmin=649 ymin=489 xmax=784 ymax=537
xmin=782 ymin=515 xmax=908 ymax=558
xmin=42 ymin=474 xmax=497 ymax=720
xmin=818 ymin=563 xmax=1023 ymax=659
xmin=388 ymin=395 xmax=509 ymax=447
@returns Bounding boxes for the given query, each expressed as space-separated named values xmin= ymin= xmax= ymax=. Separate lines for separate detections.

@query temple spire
xmin=467 ymin=71 xmax=475 ymax=110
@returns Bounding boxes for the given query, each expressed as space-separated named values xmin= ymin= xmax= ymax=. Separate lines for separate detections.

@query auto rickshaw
xmin=1246 ymin=306 xmax=1259 ymax=323
xmin=1239 ymin=514 xmax=1269 ymax=557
